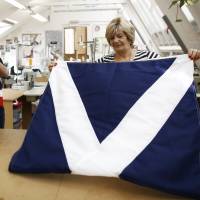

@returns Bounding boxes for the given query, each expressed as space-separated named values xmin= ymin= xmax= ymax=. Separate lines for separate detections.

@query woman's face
xmin=109 ymin=29 xmax=131 ymax=53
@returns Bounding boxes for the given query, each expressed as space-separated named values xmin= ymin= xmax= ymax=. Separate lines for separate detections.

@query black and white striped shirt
xmin=96 ymin=49 xmax=159 ymax=63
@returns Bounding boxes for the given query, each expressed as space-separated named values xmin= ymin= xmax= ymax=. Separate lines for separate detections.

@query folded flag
xmin=9 ymin=55 xmax=200 ymax=198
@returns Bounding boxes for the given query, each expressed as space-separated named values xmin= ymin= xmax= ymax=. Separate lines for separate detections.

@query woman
xmin=97 ymin=17 xmax=200 ymax=63
xmin=48 ymin=17 xmax=200 ymax=68
xmin=0 ymin=58 xmax=8 ymax=128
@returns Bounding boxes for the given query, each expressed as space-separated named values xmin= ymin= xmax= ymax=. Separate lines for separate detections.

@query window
xmin=128 ymin=0 xmax=182 ymax=55
xmin=64 ymin=28 xmax=75 ymax=54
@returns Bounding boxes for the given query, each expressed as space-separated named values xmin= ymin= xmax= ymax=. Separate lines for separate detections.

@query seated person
xmin=0 ymin=58 xmax=8 ymax=128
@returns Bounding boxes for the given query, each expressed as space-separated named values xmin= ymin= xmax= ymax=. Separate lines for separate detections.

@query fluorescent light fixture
xmin=4 ymin=0 xmax=26 ymax=9
xmin=181 ymin=5 xmax=195 ymax=22
xmin=31 ymin=13 xmax=48 ymax=22
xmin=0 ymin=21 xmax=11 ymax=27
xmin=4 ymin=18 xmax=18 ymax=25
xmin=181 ymin=5 xmax=200 ymax=32
xmin=0 ymin=22 xmax=12 ymax=35
xmin=0 ymin=26 xmax=12 ymax=35
xmin=159 ymin=45 xmax=182 ymax=52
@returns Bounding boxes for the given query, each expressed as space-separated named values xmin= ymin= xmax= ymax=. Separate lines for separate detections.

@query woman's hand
xmin=48 ymin=59 xmax=57 ymax=72
xmin=188 ymin=49 xmax=200 ymax=61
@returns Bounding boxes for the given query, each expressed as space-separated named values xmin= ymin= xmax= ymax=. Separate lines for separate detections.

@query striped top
xmin=96 ymin=49 xmax=159 ymax=63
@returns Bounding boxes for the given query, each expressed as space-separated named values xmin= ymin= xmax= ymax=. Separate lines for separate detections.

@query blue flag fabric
xmin=9 ymin=55 xmax=200 ymax=198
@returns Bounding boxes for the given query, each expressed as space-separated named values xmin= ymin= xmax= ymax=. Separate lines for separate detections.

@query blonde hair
xmin=105 ymin=17 xmax=135 ymax=48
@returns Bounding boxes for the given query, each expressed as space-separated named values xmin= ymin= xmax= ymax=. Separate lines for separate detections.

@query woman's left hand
xmin=188 ymin=49 xmax=200 ymax=61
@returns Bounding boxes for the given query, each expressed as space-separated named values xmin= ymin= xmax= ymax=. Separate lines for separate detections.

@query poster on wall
xmin=22 ymin=34 xmax=42 ymax=46
xmin=45 ymin=30 xmax=63 ymax=58
xmin=23 ymin=46 xmax=33 ymax=58
xmin=0 ymin=45 xmax=4 ymax=50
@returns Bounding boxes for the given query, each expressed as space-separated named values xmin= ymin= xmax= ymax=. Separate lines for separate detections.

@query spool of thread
xmin=29 ymin=58 xmax=32 ymax=66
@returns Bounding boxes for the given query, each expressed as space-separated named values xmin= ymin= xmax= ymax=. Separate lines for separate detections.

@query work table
xmin=2 ymin=85 xmax=46 ymax=129
xmin=0 ymin=129 xmax=190 ymax=200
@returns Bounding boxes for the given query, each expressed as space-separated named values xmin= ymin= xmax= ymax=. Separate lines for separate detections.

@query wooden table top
xmin=23 ymin=86 xmax=45 ymax=96
xmin=0 ymin=129 xmax=190 ymax=200
xmin=2 ymin=89 xmax=24 ymax=101
xmin=3 ymin=85 xmax=46 ymax=101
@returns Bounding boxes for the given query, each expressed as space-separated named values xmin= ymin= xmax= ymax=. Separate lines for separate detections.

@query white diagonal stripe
xmin=69 ymin=55 xmax=194 ymax=176
xmin=50 ymin=55 xmax=193 ymax=177
xmin=49 ymin=61 xmax=99 ymax=169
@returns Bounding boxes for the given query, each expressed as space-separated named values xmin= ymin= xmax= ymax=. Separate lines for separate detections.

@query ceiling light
xmin=181 ymin=5 xmax=194 ymax=22
xmin=4 ymin=0 xmax=26 ymax=9
xmin=4 ymin=18 xmax=18 ymax=25
xmin=0 ymin=22 xmax=12 ymax=35
xmin=0 ymin=22 xmax=11 ymax=27
xmin=30 ymin=13 xmax=48 ymax=22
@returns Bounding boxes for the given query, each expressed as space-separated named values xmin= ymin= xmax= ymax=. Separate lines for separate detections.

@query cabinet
xmin=3 ymin=86 xmax=46 ymax=129
xmin=3 ymin=89 xmax=24 ymax=129
xmin=64 ymin=26 xmax=87 ymax=61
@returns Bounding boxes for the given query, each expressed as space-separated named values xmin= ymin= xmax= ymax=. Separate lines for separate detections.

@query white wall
xmin=0 ymin=9 xmax=118 ymax=69
xmin=0 ymin=9 xmax=118 ymax=44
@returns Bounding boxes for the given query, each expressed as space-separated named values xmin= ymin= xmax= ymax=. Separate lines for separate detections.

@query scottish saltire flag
xmin=9 ymin=55 xmax=200 ymax=198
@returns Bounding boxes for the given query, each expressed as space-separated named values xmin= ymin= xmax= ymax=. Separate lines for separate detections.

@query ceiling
xmin=0 ymin=0 xmax=126 ymax=19
xmin=0 ymin=0 xmax=126 ymax=39
xmin=1 ymin=0 xmax=199 ymax=52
